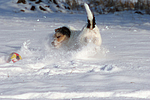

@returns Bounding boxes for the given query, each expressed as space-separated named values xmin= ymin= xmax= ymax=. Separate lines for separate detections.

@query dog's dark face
xmin=51 ymin=27 xmax=71 ymax=48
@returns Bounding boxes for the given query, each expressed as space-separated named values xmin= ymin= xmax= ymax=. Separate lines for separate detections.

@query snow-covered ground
xmin=0 ymin=0 xmax=150 ymax=100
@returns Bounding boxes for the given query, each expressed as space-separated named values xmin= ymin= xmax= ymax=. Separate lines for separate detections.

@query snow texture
xmin=0 ymin=0 xmax=150 ymax=100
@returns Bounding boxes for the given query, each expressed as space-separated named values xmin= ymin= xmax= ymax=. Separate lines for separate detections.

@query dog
xmin=51 ymin=3 xmax=102 ymax=50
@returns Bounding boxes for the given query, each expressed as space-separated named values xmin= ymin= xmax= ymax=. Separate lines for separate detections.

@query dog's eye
xmin=57 ymin=36 xmax=61 ymax=38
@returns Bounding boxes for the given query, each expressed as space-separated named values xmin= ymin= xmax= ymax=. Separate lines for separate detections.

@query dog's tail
xmin=84 ymin=3 xmax=96 ymax=29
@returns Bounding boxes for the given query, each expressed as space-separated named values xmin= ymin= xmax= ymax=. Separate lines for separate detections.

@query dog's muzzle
xmin=51 ymin=40 xmax=60 ymax=48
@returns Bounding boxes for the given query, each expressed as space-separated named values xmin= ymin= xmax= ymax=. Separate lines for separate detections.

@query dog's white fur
xmin=52 ymin=3 xmax=102 ymax=50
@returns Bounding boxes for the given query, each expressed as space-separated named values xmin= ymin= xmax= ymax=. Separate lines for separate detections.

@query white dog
xmin=51 ymin=3 xmax=102 ymax=50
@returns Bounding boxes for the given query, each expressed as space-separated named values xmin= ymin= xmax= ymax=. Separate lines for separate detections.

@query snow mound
xmin=8 ymin=0 xmax=85 ymax=13
xmin=1 ymin=90 xmax=150 ymax=99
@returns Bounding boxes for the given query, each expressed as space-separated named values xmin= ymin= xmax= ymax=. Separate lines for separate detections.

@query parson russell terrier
xmin=51 ymin=3 xmax=102 ymax=50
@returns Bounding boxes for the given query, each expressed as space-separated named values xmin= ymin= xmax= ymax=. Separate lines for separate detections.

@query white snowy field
xmin=0 ymin=1 xmax=150 ymax=100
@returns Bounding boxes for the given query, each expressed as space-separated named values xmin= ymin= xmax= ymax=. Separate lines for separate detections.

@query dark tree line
xmin=17 ymin=0 xmax=150 ymax=14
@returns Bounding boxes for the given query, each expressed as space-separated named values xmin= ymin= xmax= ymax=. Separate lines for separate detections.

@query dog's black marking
xmin=55 ymin=26 xmax=71 ymax=38
xmin=87 ymin=15 xmax=96 ymax=29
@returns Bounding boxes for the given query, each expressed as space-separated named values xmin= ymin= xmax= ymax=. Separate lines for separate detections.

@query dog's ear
xmin=55 ymin=28 xmax=60 ymax=32
xmin=61 ymin=27 xmax=71 ymax=38
xmin=55 ymin=27 xmax=71 ymax=38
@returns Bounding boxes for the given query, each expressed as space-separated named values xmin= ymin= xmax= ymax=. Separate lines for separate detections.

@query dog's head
xmin=51 ymin=26 xmax=71 ymax=48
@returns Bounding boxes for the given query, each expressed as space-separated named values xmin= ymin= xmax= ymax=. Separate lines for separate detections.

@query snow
xmin=0 ymin=0 xmax=150 ymax=100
